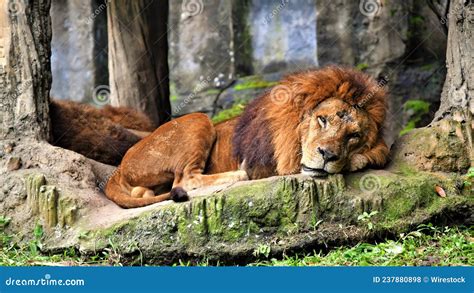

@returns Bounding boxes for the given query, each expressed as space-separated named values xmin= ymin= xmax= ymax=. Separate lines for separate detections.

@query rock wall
xmin=168 ymin=0 xmax=447 ymax=147
xmin=48 ymin=0 xmax=448 ymax=143
xmin=50 ymin=0 xmax=108 ymax=103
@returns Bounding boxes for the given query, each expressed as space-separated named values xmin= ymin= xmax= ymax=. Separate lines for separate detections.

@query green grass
xmin=2 ymin=217 xmax=472 ymax=266
xmin=251 ymin=225 xmax=473 ymax=266
xmin=0 ymin=216 xmax=117 ymax=266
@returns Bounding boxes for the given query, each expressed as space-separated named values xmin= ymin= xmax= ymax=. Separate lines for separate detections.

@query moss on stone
xmin=212 ymin=102 xmax=246 ymax=124
xmin=233 ymin=76 xmax=278 ymax=91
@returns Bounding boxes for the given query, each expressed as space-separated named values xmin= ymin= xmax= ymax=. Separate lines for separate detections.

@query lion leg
xmin=171 ymin=150 xmax=249 ymax=194
xmin=130 ymin=186 xmax=155 ymax=198
xmin=180 ymin=170 xmax=249 ymax=191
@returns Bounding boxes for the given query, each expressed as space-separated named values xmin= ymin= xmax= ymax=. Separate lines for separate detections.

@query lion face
xmin=299 ymin=98 xmax=372 ymax=177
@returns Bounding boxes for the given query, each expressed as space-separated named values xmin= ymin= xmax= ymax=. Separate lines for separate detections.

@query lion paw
xmin=349 ymin=154 xmax=368 ymax=171
xmin=236 ymin=170 xmax=249 ymax=181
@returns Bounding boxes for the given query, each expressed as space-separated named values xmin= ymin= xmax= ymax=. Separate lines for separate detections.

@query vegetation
xmin=400 ymin=99 xmax=430 ymax=136
xmin=251 ymin=225 xmax=473 ymax=266
xmin=1 ymin=215 xmax=471 ymax=267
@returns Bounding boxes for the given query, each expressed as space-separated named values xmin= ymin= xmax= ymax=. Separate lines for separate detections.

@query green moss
xmin=399 ymin=120 xmax=417 ymax=136
xmin=404 ymin=100 xmax=430 ymax=113
xmin=399 ymin=99 xmax=430 ymax=136
xmin=233 ymin=76 xmax=278 ymax=91
xmin=212 ymin=102 xmax=247 ymax=124
xmin=356 ymin=63 xmax=369 ymax=71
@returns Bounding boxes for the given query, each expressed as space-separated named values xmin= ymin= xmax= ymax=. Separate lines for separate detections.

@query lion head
xmin=299 ymin=98 xmax=376 ymax=177
xmin=233 ymin=66 xmax=389 ymax=179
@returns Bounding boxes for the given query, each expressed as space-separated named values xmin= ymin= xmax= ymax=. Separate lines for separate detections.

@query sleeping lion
xmin=105 ymin=66 xmax=389 ymax=208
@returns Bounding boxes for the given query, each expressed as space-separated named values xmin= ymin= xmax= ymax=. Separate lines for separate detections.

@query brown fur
xmin=105 ymin=66 xmax=389 ymax=208
xmin=105 ymin=114 xmax=246 ymax=208
xmin=50 ymin=100 xmax=155 ymax=165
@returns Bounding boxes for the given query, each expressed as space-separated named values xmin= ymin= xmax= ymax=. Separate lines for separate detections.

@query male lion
xmin=105 ymin=66 xmax=389 ymax=208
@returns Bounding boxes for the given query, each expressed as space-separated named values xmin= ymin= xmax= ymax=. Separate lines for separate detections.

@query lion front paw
xmin=236 ymin=170 xmax=249 ymax=181
xmin=349 ymin=154 xmax=368 ymax=171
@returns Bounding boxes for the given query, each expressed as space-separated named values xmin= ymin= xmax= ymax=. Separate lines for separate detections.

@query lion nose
xmin=318 ymin=147 xmax=339 ymax=162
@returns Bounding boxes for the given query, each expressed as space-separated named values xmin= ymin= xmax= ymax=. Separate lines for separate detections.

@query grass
xmin=1 ymin=217 xmax=472 ymax=266
xmin=250 ymin=225 xmax=473 ymax=266
xmin=0 ymin=216 xmax=117 ymax=266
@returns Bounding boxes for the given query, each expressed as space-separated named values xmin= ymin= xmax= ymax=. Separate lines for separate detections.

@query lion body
xmin=50 ymin=100 xmax=155 ymax=166
xmin=105 ymin=66 xmax=389 ymax=208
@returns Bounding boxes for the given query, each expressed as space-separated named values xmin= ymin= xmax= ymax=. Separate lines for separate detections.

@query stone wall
xmin=49 ymin=0 xmax=448 ymax=144
xmin=168 ymin=0 xmax=319 ymax=116
xmin=50 ymin=0 xmax=108 ymax=103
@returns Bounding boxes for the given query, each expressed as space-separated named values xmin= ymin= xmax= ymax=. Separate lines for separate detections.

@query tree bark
xmin=434 ymin=0 xmax=473 ymax=120
xmin=107 ymin=0 xmax=171 ymax=126
xmin=0 ymin=0 xmax=52 ymax=141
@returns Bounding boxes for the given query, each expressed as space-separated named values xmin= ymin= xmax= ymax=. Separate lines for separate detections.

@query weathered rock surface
xmin=0 ymin=119 xmax=471 ymax=264
xmin=50 ymin=0 xmax=108 ymax=103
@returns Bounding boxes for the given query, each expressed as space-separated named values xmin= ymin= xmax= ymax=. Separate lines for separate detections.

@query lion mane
xmin=50 ymin=100 xmax=155 ymax=166
xmin=233 ymin=66 xmax=387 ymax=178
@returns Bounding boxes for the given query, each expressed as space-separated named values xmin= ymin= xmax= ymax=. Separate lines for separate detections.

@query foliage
xmin=357 ymin=211 xmax=379 ymax=230
xmin=0 ymin=217 xmax=112 ymax=266
xmin=251 ymin=225 xmax=473 ymax=266
xmin=253 ymin=244 xmax=271 ymax=259
xmin=400 ymin=99 xmax=430 ymax=136
xmin=464 ymin=167 xmax=474 ymax=186
xmin=1 ymin=218 xmax=471 ymax=267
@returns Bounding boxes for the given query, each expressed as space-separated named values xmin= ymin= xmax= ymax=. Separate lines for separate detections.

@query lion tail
xmin=105 ymin=169 xmax=174 ymax=209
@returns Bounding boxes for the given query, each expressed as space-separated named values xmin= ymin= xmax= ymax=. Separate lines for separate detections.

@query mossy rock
xmin=72 ymin=169 xmax=471 ymax=264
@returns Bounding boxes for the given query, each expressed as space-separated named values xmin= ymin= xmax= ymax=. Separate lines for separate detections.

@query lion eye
xmin=317 ymin=116 xmax=327 ymax=128
xmin=348 ymin=132 xmax=361 ymax=140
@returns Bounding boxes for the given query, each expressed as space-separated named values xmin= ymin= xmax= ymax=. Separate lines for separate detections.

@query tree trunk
xmin=0 ymin=0 xmax=52 ymax=141
xmin=107 ymin=0 xmax=171 ymax=126
xmin=434 ymin=0 xmax=473 ymax=121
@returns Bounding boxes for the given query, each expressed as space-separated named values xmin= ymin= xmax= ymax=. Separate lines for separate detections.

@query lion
xmin=105 ymin=66 xmax=389 ymax=208
xmin=50 ymin=100 xmax=156 ymax=165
